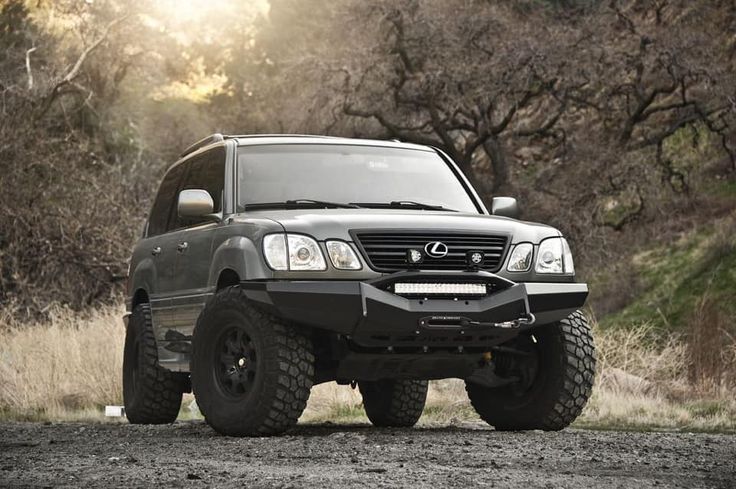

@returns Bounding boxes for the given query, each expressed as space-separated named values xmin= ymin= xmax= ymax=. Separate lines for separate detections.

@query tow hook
xmin=459 ymin=313 xmax=536 ymax=329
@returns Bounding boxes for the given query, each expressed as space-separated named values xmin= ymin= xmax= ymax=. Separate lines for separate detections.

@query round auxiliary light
xmin=406 ymin=248 xmax=424 ymax=264
xmin=466 ymin=250 xmax=484 ymax=267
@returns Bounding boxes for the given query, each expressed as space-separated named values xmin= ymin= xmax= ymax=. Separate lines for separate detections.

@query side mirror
xmin=178 ymin=189 xmax=214 ymax=218
xmin=491 ymin=197 xmax=519 ymax=219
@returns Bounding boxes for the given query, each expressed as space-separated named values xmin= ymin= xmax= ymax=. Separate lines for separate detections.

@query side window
xmin=172 ymin=147 xmax=226 ymax=230
xmin=147 ymin=163 xmax=186 ymax=237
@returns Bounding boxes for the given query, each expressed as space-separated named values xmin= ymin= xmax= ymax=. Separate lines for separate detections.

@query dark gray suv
xmin=123 ymin=134 xmax=595 ymax=437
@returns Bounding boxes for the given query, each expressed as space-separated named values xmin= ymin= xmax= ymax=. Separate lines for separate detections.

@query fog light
xmin=466 ymin=250 xmax=484 ymax=267
xmin=394 ymin=283 xmax=487 ymax=295
xmin=406 ymin=248 xmax=424 ymax=264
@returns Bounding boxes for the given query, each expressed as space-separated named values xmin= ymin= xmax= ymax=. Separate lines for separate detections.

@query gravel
xmin=1 ymin=421 xmax=734 ymax=488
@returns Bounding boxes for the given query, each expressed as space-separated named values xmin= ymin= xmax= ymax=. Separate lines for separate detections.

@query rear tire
xmin=466 ymin=310 xmax=596 ymax=431
xmin=123 ymin=304 xmax=187 ymax=424
xmin=359 ymin=379 xmax=428 ymax=427
xmin=191 ymin=286 xmax=314 ymax=437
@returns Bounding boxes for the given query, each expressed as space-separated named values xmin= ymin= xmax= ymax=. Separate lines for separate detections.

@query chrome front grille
xmin=353 ymin=232 xmax=509 ymax=272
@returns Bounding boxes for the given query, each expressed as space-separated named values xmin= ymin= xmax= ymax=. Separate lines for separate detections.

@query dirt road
xmin=0 ymin=421 xmax=734 ymax=488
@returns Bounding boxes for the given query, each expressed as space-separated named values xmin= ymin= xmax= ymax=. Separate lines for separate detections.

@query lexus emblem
xmin=424 ymin=241 xmax=449 ymax=258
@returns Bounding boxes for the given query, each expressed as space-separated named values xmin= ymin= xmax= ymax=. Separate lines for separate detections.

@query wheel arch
xmin=216 ymin=268 xmax=241 ymax=290
xmin=127 ymin=256 xmax=156 ymax=312
xmin=208 ymin=235 xmax=271 ymax=287
xmin=132 ymin=288 xmax=150 ymax=309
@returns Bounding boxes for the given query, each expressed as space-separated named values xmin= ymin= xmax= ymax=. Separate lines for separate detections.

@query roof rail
xmin=181 ymin=133 xmax=225 ymax=157
xmin=225 ymin=134 xmax=339 ymax=140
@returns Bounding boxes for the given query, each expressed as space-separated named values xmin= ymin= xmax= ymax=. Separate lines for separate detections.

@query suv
xmin=123 ymin=134 xmax=595 ymax=437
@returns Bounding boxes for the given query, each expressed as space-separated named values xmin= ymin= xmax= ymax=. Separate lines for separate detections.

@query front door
xmin=170 ymin=146 xmax=227 ymax=339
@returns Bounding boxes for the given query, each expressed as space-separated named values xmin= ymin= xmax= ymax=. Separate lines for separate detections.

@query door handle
xmin=177 ymin=242 xmax=189 ymax=252
xmin=151 ymin=246 xmax=161 ymax=256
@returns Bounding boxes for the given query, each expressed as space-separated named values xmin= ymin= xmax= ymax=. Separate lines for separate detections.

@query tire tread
xmin=192 ymin=286 xmax=314 ymax=436
xmin=124 ymin=304 xmax=186 ymax=424
xmin=360 ymin=379 xmax=428 ymax=428
xmin=466 ymin=310 xmax=596 ymax=431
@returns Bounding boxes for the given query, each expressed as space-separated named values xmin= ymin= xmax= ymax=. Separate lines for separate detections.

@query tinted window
xmin=237 ymin=145 xmax=478 ymax=213
xmin=147 ymin=163 xmax=186 ymax=236
xmin=172 ymin=147 xmax=225 ymax=229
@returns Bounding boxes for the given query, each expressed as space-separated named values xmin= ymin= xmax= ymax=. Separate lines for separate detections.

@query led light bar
xmin=393 ymin=283 xmax=487 ymax=295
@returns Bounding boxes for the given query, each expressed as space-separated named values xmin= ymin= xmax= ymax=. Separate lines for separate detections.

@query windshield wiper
xmin=244 ymin=199 xmax=362 ymax=210
xmin=351 ymin=200 xmax=458 ymax=212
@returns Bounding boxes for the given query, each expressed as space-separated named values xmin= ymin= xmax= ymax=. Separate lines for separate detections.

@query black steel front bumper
xmin=240 ymin=271 xmax=588 ymax=349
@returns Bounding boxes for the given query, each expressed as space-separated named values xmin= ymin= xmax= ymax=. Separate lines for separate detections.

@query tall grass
xmin=0 ymin=305 xmax=124 ymax=421
xmin=0 ymin=306 xmax=734 ymax=431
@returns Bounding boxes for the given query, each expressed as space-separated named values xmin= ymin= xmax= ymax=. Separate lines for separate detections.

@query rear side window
xmin=172 ymin=147 xmax=226 ymax=230
xmin=147 ymin=163 xmax=186 ymax=237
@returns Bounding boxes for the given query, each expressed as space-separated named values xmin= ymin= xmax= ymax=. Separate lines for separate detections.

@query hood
xmin=240 ymin=209 xmax=560 ymax=244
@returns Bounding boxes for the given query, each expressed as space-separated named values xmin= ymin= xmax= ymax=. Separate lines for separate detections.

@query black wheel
xmin=191 ymin=286 xmax=314 ymax=437
xmin=123 ymin=304 xmax=187 ymax=424
xmin=359 ymin=379 xmax=428 ymax=427
xmin=466 ymin=310 xmax=596 ymax=431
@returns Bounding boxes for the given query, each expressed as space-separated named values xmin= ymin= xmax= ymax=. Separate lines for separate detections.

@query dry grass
xmin=0 ymin=305 xmax=124 ymax=421
xmin=0 ymin=305 xmax=734 ymax=431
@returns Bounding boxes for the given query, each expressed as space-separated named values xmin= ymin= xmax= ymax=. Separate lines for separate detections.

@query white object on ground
xmin=105 ymin=405 xmax=126 ymax=417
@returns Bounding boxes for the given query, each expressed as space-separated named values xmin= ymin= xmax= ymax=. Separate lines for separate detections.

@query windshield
xmin=236 ymin=144 xmax=479 ymax=213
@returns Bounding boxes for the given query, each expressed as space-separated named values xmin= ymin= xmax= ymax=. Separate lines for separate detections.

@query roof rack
xmin=226 ymin=134 xmax=339 ymax=140
xmin=180 ymin=133 xmax=225 ymax=157
xmin=180 ymin=133 xmax=345 ymax=158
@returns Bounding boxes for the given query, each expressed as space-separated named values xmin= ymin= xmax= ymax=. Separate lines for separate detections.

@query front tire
xmin=123 ymin=304 xmax=187 ymax=424
xmin=466 ymin=310 xmax=596 ymax=431
xmin=191 ymin=286 xmax=314 ymax=437
xmin=359 ymin=379 xmax=428 ymax=427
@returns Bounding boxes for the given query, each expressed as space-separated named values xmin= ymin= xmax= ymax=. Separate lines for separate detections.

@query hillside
xmin=598 ymin=212 xmax=736 ymax=333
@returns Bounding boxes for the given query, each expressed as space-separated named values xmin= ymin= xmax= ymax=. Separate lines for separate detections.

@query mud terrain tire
xmin=359 ymin=379 xmax=428 ymax=427
xmin=191 ymin=286 xmax=314 ymax=437
xmin=123 ymin=304 xmax=187 ymax=424
xmin=466 ymin=310 xmax=596 ymax=431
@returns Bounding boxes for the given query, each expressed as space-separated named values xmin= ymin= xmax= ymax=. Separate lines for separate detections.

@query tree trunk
xmin=454 ymin=156 xmax=490 ymax=208
xmin=483 ymin=136 xmax=510 ymax=194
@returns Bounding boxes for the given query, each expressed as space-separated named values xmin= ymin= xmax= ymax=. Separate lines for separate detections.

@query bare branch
xmin=25 ymin=47 xmax=37 ymax=90
xmin=36 ymin=16 xmax=128 ymax=119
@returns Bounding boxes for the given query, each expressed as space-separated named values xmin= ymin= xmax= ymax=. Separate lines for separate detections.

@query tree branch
xmin=36 ymin=16 xmax=127 ymax=120
xmin=25 ymin=47 xmax=37 ymax=90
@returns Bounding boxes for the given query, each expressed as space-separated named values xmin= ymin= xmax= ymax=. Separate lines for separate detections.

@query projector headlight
xmin=507 ymin=243 xmax=533 ymax=272
xmin=535 ymin=237 xmax=574 ymax=274
xmin=263 ymin=233 xmax=327 ymax=271
xmin=326 ymin=240 xmax=362 ymax=270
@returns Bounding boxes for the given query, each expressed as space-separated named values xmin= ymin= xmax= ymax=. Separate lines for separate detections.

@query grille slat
xmin=359 ymin=244 xmax=506 ymax=251
xmin=354 ymin=231 xmax=509 ymax=272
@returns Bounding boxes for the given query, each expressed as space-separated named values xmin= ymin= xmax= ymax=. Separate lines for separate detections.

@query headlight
xmin=535 ymin=237 xmax=574 ymax=274
xmin=507 ymin=243 xmax=533 ymax=272
xmin=263 ymin=233 xmax=327 ymax=271
xmin=326 ymin=240 xmax=362 ymax=270
xmin=263 ymin=234 xmax=288 ymax=270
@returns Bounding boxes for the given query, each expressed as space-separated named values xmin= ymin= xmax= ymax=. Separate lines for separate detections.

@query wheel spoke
xmin=224 ymin=337 xmax=238 ymax=355
xmin=215 ymin=325 xmax=259 ymax=398
xmin=220 ymin=352 xmax=236 ymax=367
